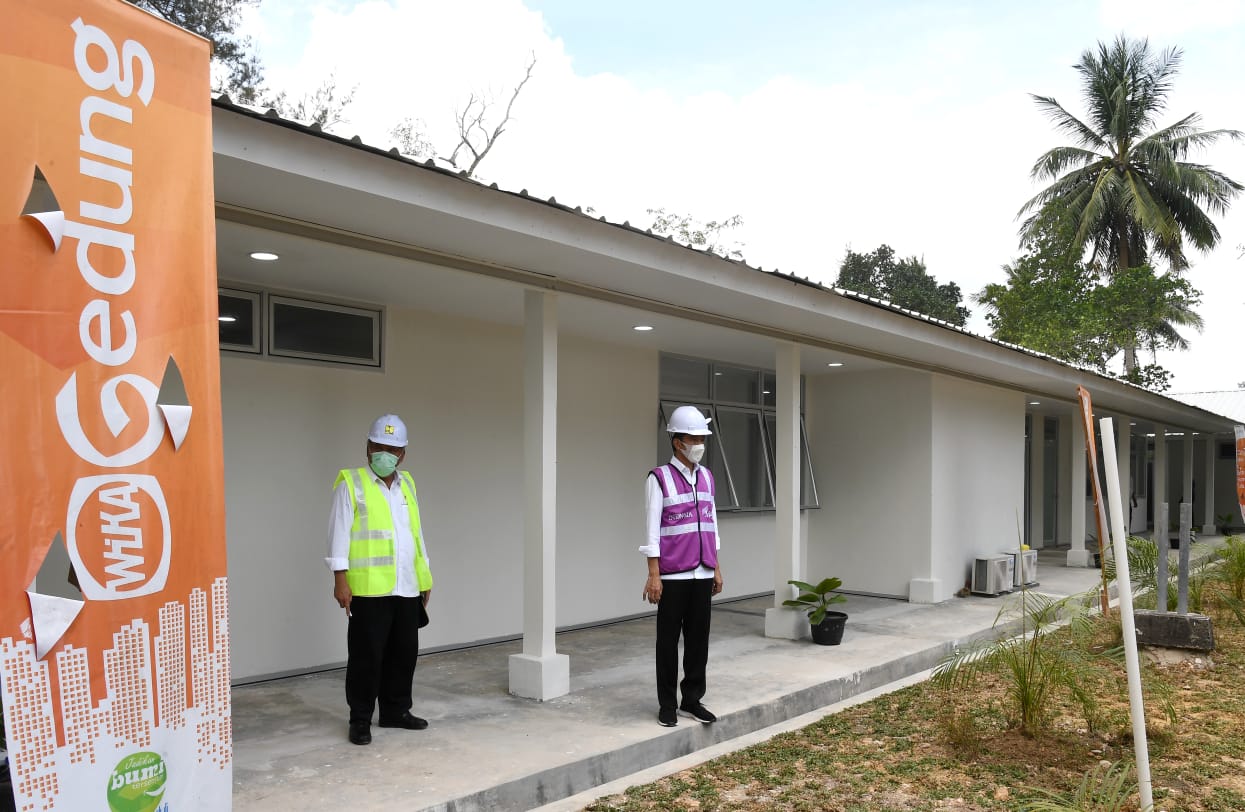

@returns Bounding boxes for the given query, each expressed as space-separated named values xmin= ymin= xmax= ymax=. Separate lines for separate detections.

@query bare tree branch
xmin=445 ymin=53 xmax=537 ymax=177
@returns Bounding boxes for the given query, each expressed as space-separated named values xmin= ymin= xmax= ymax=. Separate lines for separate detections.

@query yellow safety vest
xmin=335 ymin=467 xmax=433 ymax=597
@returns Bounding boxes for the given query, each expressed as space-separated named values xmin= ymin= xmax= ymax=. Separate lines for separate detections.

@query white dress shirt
xmin=641 ymin=456 xmax=721 ymax=580
xmin=325 ymin=468 xmax=429 ymax=598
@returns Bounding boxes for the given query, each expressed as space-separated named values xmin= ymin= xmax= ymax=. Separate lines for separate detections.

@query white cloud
xmin=240 ymin=0 xmax=1245 ymax=392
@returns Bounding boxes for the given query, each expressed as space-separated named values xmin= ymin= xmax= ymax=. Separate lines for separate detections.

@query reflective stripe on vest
xmin=336 ymin=467 xmax=434 ymax=596
xmin=651 ymin=463 xmax=717 ymax=574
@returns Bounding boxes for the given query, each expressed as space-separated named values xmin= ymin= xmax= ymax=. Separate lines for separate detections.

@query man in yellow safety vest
xmin=326 ymin=414 xmax=433 ymax=745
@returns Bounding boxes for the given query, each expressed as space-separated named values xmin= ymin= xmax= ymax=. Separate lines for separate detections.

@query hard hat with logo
xmin=368 ymin=414 xmax=409 ymax=447
xmin=666 ymin=405 xmax=712 ymax=435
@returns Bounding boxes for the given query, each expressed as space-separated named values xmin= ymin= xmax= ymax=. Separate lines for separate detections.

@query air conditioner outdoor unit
xmin=1001 ymin=549 xmax=1039 ymax=588
xmin=971 ymin=555 xmax=1014 ymax=597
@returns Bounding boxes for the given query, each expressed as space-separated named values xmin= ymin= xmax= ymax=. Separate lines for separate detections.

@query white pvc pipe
xmin=1099 ymin=417 xmax=1153 ymax=809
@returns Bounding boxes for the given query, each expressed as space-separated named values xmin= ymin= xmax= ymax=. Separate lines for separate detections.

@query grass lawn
xmin=586 ymin=600 xmax=1245 ymax=811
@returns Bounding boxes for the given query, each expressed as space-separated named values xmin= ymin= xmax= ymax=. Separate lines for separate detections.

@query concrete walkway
xmin=228 ymin=551 xmax=1117 ymax=811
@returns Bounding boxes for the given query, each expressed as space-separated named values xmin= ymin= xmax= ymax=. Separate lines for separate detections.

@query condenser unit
xmin=971 ymin=555 xmax=1014 ymax=597
xmin=1003 ymin=549 xmax=1038 ymax=588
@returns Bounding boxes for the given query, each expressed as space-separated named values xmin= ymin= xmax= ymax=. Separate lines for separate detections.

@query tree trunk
xmin=1123 ymin=344 xmax=1137 ymax=374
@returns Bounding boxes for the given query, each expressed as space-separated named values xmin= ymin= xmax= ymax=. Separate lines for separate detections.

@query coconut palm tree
xmin=1018 ymin=36 xmax=1241 ymax=373
xmin=1020 ymin=36 xmax=1242 ymax=275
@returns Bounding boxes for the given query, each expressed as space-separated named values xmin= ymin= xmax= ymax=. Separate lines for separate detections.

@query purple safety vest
xmin=650 ymin=463 xmax=718 ymax=574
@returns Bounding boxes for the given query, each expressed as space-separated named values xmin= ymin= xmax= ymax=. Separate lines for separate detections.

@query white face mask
xmin=684 ymin=442 xmax=706 ymax=464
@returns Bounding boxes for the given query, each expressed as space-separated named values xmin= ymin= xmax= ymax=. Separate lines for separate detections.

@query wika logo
xmin=66 ymin=475 xmax=171 ymax=599
xmin=106 ymin=751 xmax=168 ymax=812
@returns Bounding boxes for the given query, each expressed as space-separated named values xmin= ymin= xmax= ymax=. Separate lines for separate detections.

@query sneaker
xmin=657 ymin=707 xmax=678 ymax=727
xmin=679 ymin=703 xmax=716 ymax=724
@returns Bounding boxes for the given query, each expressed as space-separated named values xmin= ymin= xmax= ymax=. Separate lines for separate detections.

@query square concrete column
xmin=1203 ymin=436 xmax=1216 ymax=534
xmin=509 ymin=289 xmax=569 ymax=700
xmin=1028 ymin=412 xmax=1045 ymax=549
xmin=1154 ymin=427 xmax=1168 ymax=542
xmin=765 ymin=342 xmax=809 ymax=640
xmin=1057 ymin=414 xmax=1072 ymax=546
xmin=1114 ymin=416 xmax=1131 ymax=536
xmin=1066 ymin=413 xmax=1091 ymax=567
xmin=1182 ymin=432 xmax=1194 ymax=528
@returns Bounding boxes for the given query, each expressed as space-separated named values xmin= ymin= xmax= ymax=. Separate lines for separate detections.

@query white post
xmin=1028 ymin=412 xmax=1045 ymax=549
xmin=509 ymin=289 xmax=569 ymax=700
xmin=1203 ymin=436 xmax=1216 ymax=534
xmin=1100 ymin=418 xmax=1154 ymax=810
xmin=1154 ymin=428 xmax=1168 ymax=543
xmin=765 ymin=343 xmax=809 ymax=639
xmin=1067 ymin=413 xmax=1090 ymax=567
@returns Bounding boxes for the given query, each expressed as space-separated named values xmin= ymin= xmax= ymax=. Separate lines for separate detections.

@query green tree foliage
xmin=647 ymin=209 xmax=746 ymax=261
xmin=1020 ymin=35 xmax=1242 ymax=276
xmin=976 ymin=212 xmax=1202 ymax=391
xmin=835 ymin=244 xmax=969 ymax=326
xmin=126 ymin=0 xmax=265 ymax=102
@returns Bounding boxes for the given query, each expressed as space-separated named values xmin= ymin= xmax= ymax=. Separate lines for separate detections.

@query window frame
xmin=266 ymin=294 xmax=383 ymax=368
xmin=659 ymin=354 xmax=820 ymax=513
xmin=217 ymin=287 xmax=262 ymax=354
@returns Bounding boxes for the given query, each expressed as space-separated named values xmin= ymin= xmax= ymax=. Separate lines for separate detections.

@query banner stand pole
xmin=1100 ymin=417 xmax=1153 ymax=810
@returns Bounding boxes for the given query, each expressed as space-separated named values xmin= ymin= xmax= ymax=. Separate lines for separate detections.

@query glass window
xmin=714 ymin=365 xmax=760 ymax=405
xmin=269 ymin=296 xmax=381 ymax=366
xmin=658 ymin=402 xmax=737 ymax=509
xmin=218 ymin=289 xmax=260 ymax=353
xmin=716 ymin=407 xmax=772 ymax=509
xmin=763 ymin=414 xmax=820 ymax=508
xmin=660 ymin=356 xmax=710 ymax=400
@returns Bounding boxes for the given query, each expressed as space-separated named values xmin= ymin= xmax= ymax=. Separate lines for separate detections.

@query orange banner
xmin=1 ymin=1 xmax=228 ymax=809
xmin=1236 ymin=426 xmax=1245 ymax=527
xmin=1076 ymin=386 xmax=1111 ymax=613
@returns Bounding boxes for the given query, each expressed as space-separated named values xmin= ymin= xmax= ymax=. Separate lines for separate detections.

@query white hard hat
xmin=368 ymin=414 xmax=408 ymax=447
xmin=666 ymin=405 xmax=712 ymax=435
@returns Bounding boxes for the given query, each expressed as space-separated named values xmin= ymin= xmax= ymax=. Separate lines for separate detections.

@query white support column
xmin=1181 ymin=432 xmax=1194 ymax=522
xmin=1067 ymin=410 xmax=1091 ymax=567
xmin=1028 ymin=412 xmax=1045 ymax=549
xmin=1057 ymin=414 xmax=1072 ymax=546
xmin=1154 ymin=427 xmax=1168 ymax=542
xmin=765 ymin=342 xmax=809 ymax=640
xmin=1203 ymin=436 xmax=1217 ymax=534
xmin=509 ymin=289 xmax=569 ymax=700
xmin=1116 ymin=416 xmax=1132 ymax=538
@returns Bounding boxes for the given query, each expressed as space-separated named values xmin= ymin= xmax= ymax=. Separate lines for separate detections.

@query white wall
xmin=223 ymin=307 xmax=780 ymax=681
xmin=930 ymin=376 xmax=1026 ymax=600
xmin=222 ymin=307 xmax=525 ymax=681
xmin=805 ymin=369 xmax=934 ymax=599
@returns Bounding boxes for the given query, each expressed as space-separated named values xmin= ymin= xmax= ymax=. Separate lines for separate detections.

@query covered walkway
xmin=230 ymin=550 xmax=1121 ymax=810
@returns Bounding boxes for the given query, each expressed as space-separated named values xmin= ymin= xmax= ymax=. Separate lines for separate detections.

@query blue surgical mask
xmin=370 ymin=450 xmax=399 ymax=477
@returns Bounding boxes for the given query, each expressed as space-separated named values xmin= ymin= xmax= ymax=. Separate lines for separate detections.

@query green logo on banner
xmin=106 ymin=751 xmax=168 ymax=812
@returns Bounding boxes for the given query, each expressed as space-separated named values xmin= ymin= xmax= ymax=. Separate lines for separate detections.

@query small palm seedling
xmin=1020 ymin=760 xmax=1149 ymax=812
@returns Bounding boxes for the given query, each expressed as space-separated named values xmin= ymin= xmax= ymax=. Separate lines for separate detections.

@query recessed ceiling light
xmin=1130 ymin=422 xmax=1136 ymax=426
xmin=633 ymin=325 xmax=653 ymax=332
xmin=826 ymin=362 xmax=844 ymax=368
xmin=250 ymin=251 xmax=279 ymax=261
xmin=762 ymin=390 xmax=771 ymax=395
xmin=218 ymin=315 xmax=237 ymax=323
xmin=1029 ymin=401 xmax=1040 ymax=405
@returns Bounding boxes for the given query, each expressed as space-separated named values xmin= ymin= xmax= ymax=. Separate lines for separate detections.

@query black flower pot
xmin=810 ymin=611 xmax=848 ymax=645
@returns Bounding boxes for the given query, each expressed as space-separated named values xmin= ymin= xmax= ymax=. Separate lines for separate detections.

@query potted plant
xmin=1217 ymin=512 xmax=1236 ymax=535
xmin=783 ymin=577 xmax=848 ymax=645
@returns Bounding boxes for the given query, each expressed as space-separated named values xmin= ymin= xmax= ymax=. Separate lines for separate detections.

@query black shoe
xmin=657 ymin=707 xmax=677 ymax=727
xmin=378 ymin=712 xmax=428 ymax=730
xmin=348 ymin=722 xmax=371 ymax=745
xmin=679 ymin=703 xmax=716 ymax=724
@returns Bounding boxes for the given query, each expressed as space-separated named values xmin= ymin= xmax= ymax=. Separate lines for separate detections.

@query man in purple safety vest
xmin=642 ymin=405 xmax=724 ymax=727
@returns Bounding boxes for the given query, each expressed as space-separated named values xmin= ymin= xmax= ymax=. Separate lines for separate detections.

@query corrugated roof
xmin=1170 ymin=391 xmax=1245 ymax=423
xmin=208 ymin=94 xmax=1235 ymax=425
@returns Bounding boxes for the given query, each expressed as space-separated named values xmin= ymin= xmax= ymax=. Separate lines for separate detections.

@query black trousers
xmin=655 ymin=578 xmax=713 ymax=711
xmin=345 ymin=595 xmax=421 ymax=725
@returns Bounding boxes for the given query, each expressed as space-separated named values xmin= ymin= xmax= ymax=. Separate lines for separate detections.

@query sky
xmin=237 ymin=0 xmax=1245 ymax=392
